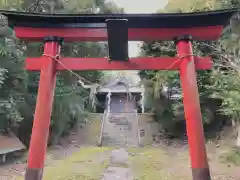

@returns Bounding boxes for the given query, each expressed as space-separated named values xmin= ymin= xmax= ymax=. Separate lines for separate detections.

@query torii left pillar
xmin=25 ymin=36 xmax=63 ymax=180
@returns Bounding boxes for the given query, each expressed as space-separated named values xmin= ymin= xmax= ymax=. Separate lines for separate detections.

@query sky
xmin=111 ymin=0 xmax=168 ymax=57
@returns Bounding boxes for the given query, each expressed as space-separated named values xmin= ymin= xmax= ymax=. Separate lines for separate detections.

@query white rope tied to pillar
xmin=42 ymin=53 xmax=100 ymax=111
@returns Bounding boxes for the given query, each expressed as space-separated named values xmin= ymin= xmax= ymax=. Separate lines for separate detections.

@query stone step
xmin=109 ymin=132 xmax=138 ymax=137
xmin=101 ymin=113 xmax=139 ymax=147
xmin=103 ymin=131 xmax=137 ymax=136
xmin=102 ymin=128 xmax=138 ymax=135
xmin=103 ymin=135 xmax=135 ymax=139
xmin=104 ymin=126 xmax=134 ymax=131
xmin=102 ymin=140 xmax=139 ymax=147
xmin=102 ymin=140 xmax=139 ymax=146
xmin=107 ymin=113 xmax=137 ymax=116
xmin=102 ymin=139 xmax=138 ymax=144
xmin=108 ymin=120 xmax=131 ymax=125
xmin=109 ymin=133 xmax=135 ymax=137
xmin=102 ymin=141 xmax=134 ymax=146
xmin=102 ymin=138 xmax=135 ymax=143
xmin=102 ymin=134 xmax=137 ymax=140
xmin=102 ymin=142 xmax=139 ymax=148
xmin=108 ymin=115 xmax=136 ymax=118
xmin=105 ymin=128 xmax=134 ymax=132
xmin=103 ymin=127 xmax=134 ymax=132
xmin=102 ymin=136 xmax=137 ymax=142
xmin=114 ymin=128 xmax=132 ymax=132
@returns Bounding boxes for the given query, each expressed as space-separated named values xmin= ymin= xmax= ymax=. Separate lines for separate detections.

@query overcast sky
xmin=111 ymin=0 xmax=168 ymax=57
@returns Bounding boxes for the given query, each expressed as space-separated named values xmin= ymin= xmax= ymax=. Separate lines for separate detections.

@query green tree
xmin=0 ymin=0 xmax=27 ymax=134
xmin=20 ymin=0 xmax=123 ymax=145
xmin=0 ymin=0 xmax=123 ymax=146
xmin=139 ymin=0 xmax=234 ymax=136
xmin=0 ymin=37 xmax=26 ymax=133
xmin=207 ymin=0 xmax=240 ymax=147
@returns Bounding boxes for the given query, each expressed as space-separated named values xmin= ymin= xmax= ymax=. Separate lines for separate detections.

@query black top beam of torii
xmin=0 ymin=8 xmax=238 ymax=61
xmin=0 ymin=8 xmax=237 ymax=28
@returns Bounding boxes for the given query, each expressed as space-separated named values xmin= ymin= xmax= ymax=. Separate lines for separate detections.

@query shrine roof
xmin=98 ymin=76 xmax=143 ymax=93
xmin=0 ymin=8 xmax=238 ymax=28
xmin=104 ymin=77 xmax=130 ymax=88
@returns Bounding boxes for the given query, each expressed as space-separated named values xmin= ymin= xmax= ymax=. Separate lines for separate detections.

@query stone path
xmin=101 ymin=148 xmax=133 ymax=180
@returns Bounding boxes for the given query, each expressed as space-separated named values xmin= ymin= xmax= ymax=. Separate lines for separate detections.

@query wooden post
xmin=107 ymin=91 xmax=111 ymax=113
xmin=25 ymin=36 xmax=63 ymax=180
xmin=176 ymin=36 xmax=211 ymax=180
xmin=141 ymin=85 xmax=145 ymax=113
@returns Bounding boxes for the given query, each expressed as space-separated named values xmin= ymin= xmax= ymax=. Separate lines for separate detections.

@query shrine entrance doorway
xmin=110 ymin=94 xmax=136 ymax=113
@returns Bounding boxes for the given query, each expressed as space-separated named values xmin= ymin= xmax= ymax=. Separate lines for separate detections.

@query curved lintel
xmin=0 ymin=9 xmax=238 ymax=28
xmin=0 ymin=8 xmax=238 ymax=41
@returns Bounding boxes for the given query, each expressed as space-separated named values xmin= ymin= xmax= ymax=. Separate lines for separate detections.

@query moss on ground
xmin=18 ymin=147 xmax=112 ymax=180
xmin=12 ymin=146 xmax=240 ymax=180
xmin=220 ymin=148 xmax=240 ymax=166
xmin=86 ymin=115 xmax=102 ymax=144
xmin=128 ymin=147 xmax=191 ymax=180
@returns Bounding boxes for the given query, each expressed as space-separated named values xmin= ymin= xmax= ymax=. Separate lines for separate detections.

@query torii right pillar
xmin=176 ymin=36 xmax=211 ymax=180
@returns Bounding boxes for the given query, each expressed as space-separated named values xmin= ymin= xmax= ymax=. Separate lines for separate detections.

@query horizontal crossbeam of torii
xmin=0 ymin=8 xmax=238 ymax=180
xmin=25 ymin=57 xmax=212 ymax=70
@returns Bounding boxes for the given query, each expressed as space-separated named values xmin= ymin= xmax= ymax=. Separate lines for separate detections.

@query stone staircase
xmin=100 ymin=112 xmax=139 ymax=147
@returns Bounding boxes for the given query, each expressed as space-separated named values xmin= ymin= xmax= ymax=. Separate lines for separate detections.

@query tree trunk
xmin=236 ymin=123 xmax=240 ymax=148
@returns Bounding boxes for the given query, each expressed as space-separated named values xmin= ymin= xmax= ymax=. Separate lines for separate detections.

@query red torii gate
xmin=1 ymin=9 xmax=237 ymax=180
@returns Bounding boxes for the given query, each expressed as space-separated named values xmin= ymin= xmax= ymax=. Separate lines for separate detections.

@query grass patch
xmin=128 ymin=147 xmax=181 ymax=180
xmin=220 ymin=148 xmax=240 ymax=166
xmin=86 ymin=117 xmax=102 ymax=144
xmin=18 ymin=147 xmax=112 ymax=180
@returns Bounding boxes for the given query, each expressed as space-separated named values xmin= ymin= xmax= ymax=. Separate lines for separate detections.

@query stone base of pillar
xmin=25 ymin=168 xmax=43 ymax=180
xmin=192 ymin=168 xmax=211 ymax=180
